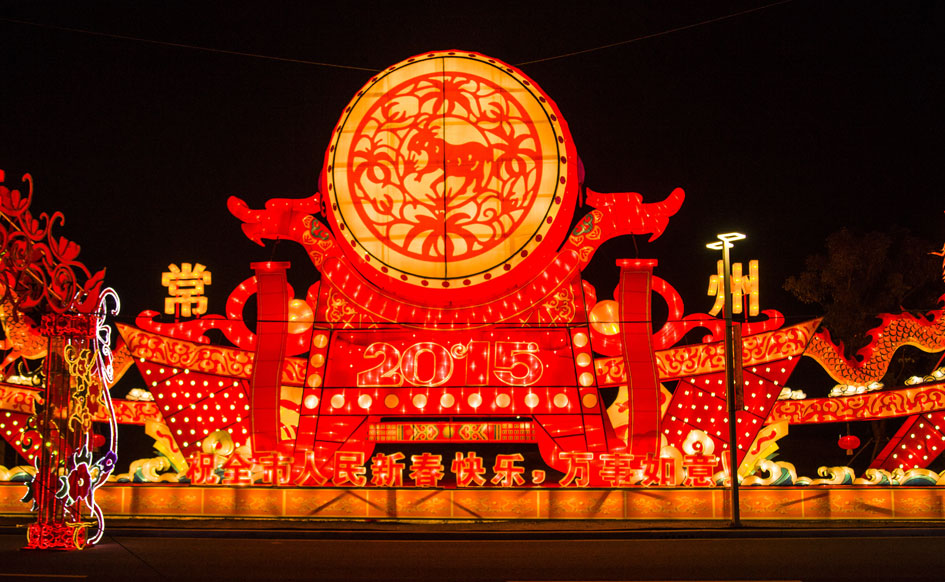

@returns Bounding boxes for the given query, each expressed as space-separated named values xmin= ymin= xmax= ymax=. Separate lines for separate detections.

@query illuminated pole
xmin=706 ymin=232 xmax=745 ymax=528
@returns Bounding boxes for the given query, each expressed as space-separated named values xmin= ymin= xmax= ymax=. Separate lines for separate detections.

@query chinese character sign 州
xmin=707 ymin=260 xmax=759 ymax=317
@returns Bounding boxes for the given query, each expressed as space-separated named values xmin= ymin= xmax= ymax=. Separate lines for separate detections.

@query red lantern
xmin=91 ymin=433 xmax=106 ymax=449
xmin=838 ymin=434 xmax=860 ymax=455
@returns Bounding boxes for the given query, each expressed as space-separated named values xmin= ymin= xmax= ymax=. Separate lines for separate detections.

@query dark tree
xmin=784 ymin=226 xmax=942 ymax=357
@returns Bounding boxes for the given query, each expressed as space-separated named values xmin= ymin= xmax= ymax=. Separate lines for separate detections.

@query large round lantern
xmin=322 ymin=50 xmax=579 ymax=304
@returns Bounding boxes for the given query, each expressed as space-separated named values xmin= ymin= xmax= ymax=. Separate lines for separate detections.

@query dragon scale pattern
xmin=805 ymin=295 xmax=945 ymax=385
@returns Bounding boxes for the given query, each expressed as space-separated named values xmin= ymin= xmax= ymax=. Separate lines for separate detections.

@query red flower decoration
xmin=51 ymin=236 xmax=81 ymax=263
xmin=68 ymin=463 xmax=92 ymax=500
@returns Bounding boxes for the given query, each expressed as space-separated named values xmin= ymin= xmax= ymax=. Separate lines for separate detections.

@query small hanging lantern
xmin=838 ymin=434 xmax=860 ymax=455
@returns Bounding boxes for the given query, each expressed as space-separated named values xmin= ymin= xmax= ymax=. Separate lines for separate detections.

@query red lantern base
xmin=23 ymin=522 xmax=88 ymax=551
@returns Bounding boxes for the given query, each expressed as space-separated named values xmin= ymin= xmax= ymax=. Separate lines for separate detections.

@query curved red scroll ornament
xmin=227 ymin=195 xmax=320 ymax=248
xmin=249 ymin=262 xmax=290 ymax=453
xmin=617 ymin=259 xmax=662 ymax=458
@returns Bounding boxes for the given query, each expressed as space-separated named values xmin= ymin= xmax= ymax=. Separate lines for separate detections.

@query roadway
xmin=0 ymin=525 xmax=943 ymax=581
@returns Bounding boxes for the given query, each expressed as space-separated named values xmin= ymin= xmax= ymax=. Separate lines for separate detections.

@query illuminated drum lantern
xmin=324 ymin=52 xmax=579 ymax=302
xmin=295 ymin=51 xmax=684 ymax=481
xmin=134 ymin=50 xmax=694 ymax=486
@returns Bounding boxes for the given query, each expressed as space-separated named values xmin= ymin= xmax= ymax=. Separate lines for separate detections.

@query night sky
xmin=1 ymin=0 xmax=943 ymax=405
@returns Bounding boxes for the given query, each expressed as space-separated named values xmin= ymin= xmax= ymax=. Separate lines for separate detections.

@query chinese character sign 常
xmin=162 ymin=262 xmax=212 ymax=317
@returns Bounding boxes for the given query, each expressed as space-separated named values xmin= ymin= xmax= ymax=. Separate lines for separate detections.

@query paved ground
xmin=0 ymin=519 xmax=943 ymax=581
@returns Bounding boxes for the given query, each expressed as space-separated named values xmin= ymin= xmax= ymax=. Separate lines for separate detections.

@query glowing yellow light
xmin=287 ymin=299 xmax=315 ymax=334
xmin=588 ymin=300 xmax=620 ymax=336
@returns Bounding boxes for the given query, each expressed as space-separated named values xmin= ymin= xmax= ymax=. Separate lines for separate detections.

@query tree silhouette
xmin=785 ymin=226 xmax=941 ymax=357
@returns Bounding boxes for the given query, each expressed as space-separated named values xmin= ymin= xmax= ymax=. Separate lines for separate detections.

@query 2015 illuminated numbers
xmin=356 ymin=341 xmax=544 ymax=387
